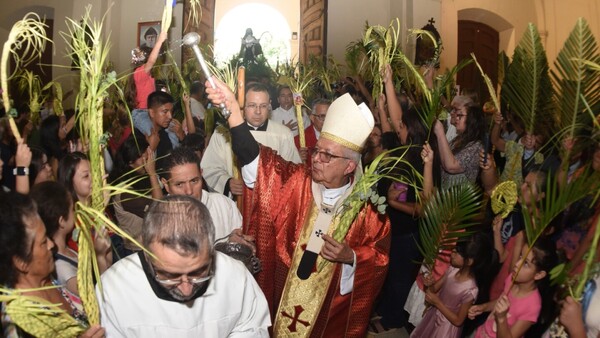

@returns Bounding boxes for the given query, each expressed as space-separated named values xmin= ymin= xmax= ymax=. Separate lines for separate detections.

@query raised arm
xmin=491 ymin=111 xmax=506 ymax=152
xmin=377 ymin=94 xmax=392 ymax=133
xmin=144 ymin=31 xmax=168 ymax=74
xmin=433 ymin=120 xmax=464 ymax=173
xmin=382 ymin=64 xmax=404 ymax=136
xmin=182 ymin=93 xmax=196 ymax=134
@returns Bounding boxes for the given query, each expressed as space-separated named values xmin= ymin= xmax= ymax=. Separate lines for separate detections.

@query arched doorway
xmin=214 ymin=3 xmax=292 ymax=67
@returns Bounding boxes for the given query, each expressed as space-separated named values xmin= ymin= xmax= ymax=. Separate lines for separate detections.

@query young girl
xmin=471 ymin=238 xmax=558 ymax=338
xmin=410 ymin=233 xmax=495 ymax=338
xmin=57 ymin=152 xmax=112 ymax=271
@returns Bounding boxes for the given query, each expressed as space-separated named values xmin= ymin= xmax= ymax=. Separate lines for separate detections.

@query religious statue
xmin=239 ymin=28 xmax=263 ymax=64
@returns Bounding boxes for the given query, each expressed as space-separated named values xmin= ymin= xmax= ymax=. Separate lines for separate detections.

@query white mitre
xmin=320 ymin=93 xmax=375 ymax=152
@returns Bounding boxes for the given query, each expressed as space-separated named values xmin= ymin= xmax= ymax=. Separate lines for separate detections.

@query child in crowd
xmin=57 ymin=152 xmax=113 ymax=271
xmin=470 ymin=238 xmax=558 ymax=338
xmin=411 ymin=233 xmax=495 ymax=338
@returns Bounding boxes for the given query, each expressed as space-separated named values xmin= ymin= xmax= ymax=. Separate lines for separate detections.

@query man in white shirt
xmin=270 ymin=85 xmax=311 ymax=137
xmin=159 ymin=147 xmax=245 ymax=242
xmin=98 ymin=195 xmax=270 ymax=337
xmin=189 ymin=81 xmax=206 ymax=121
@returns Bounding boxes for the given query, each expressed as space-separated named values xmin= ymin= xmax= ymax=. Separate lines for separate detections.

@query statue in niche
xmin=239 ymin=28 xmax=263 ymax=64
xmin=415 ymin=18 xmax=441 ymax=68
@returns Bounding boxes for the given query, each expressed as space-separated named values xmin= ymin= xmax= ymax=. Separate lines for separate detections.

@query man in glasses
xmin=201 ymin=83 xmax=301 ymax=200
xmin=206 ymin=81 xmax=390 ymax=338
xmin=97 ymin=195 xmax=270 ymax=336
xmin=294 ymin=98 xmax=331 ymax=167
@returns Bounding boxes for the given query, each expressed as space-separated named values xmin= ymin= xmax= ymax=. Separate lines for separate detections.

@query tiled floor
xmin=366 ymin=327 xmax=410 ymax=338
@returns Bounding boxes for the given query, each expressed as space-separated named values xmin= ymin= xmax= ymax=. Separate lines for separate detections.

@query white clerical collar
xmin=314 ymin=126 xmax=321 ymax=139
xmin=321 ymin=180 xmax=351 ymax=206
xmin=246 ymin=121 xmax=267 ymax=130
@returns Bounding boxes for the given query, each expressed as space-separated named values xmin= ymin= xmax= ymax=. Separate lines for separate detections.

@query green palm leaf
xmin=497 ymin=51 xmax=510 ymax=91
xmin=418 ymin=181 xmax=483 ymax=270
xmin=522 ymin=169 xmax=598 ymax=249
xmin=502 ymin=23 xmax=555 ymax=137
xmin=551 ymin=18 xmax=600 ymax=147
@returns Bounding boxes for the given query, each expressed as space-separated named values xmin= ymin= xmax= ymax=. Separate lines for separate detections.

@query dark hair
xmin=190 ymin=81 xmax=204 ymax=96
xmin=39 ymin=115 xmax=63 ymax=160
xmin=57 ymin=152 xmax=89 ymax=203
xmin=30 ymin=181 xmax=72 ymax=239
xmin=246 ymin=83 xmax=271 ymax=98
xmin=277 ymin=85 xmax=291 ymax=96
xmin=452 ymin=104 xmax=485 ymax=154
xmin=455 ymin=232 xmax=498 ymax=304
xmin=180 ymin=132 xmax=205 ymax=153
xmin=147 ymin=91 xmax=174 ymax=110
xmin=28 ymin=146 xmax=47 ymax=186
xmin=157 ymin=146 xmax=201 ymax=180
xmin=109 ymin=132 xmax=149 ymax=185
xmin=526 ymin=237 xmax=559 ymax=337
xmin=0 ymin=192 xmax=39 ymax=286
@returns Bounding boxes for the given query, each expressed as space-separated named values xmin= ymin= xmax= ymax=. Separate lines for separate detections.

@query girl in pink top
xmin=126 ymin=31 xmax=168 ymax=110
xmin=471 ymin=238 xmax=558 ymax=338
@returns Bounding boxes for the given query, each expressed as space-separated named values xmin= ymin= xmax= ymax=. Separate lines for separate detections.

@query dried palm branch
xmin=363 ymin=19 xmax=401 ymax=100
xmin=0 ymin=287 xmax=86 ymax=337
xmin=551 ymin=18 xmax=600 ymax=160
xmin=502 ymin=23 xmax=555 ymax=138
xmin=286 ymin=63 xmax=315 ymax=148
xmin=61 ymin=5 xmax=155 ymax=325
xmin=165 ymin=49 xmax=189 ymax=94
xmin=161 ymin=0 xmax=174 ymax=32
xmin=418 ymin=181 xmax=482 ymax=271
xmin=1 ymin=12 xmax=51 ymax=142
xmin=185 ymin=0 xmax=203 ymax=30
xmin=16 ymin=69 xmax=46 ymax=125
xmin=306 ymin=54 xmax=341 ymax=97
xmin=497 ymin=51 xmax=510 ymax=93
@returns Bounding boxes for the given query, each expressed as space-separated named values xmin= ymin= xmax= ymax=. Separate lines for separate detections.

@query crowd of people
xmin=0 ymin=34 xmax=599 ymax=338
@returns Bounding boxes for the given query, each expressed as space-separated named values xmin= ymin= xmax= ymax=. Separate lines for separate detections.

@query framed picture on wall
xmin=137 ymin=21 xmax=161 ymax=48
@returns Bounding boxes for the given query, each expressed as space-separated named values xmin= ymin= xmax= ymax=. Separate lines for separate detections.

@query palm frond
xmin=502 ymin=23 xmax=555 ymax=136
xmin=522 ymin=168 xmax=598 ymax=248
xmin=0 ymin=287 xmax=86 ymax=337
xmin=551 ymin=18 xmax=600 ymax=149
xmin=497 ymin=51 xmax=510 ymax=91
xmin=418 ymin=181 xmax=483 ymax=270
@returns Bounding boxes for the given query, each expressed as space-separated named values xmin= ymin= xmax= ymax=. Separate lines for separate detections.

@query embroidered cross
xmin=322 ymin=206 xmax=332 ymax=214
xmin=315 ymin=229 xmax=324 ymax=238
xmin=428 ymin=17 xmax=436 ymax=25
xmin=281 ymin=305 xmax=310 ymax=332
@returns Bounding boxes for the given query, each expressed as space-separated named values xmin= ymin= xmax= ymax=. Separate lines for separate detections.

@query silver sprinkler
xmin=182 ymin=32 xmax=230 ymax=119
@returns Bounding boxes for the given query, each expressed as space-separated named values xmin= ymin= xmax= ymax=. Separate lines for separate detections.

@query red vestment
xmin=246 ymin=146 xmax=390 ymax=338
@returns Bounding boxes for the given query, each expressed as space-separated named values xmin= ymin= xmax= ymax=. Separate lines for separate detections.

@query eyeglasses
xmin=311 ymin=148 xmax=350 ymax=163
xmin=311 ymin=114 xmax=326 ymax=121
xmin=449 ymin=107 xmax=467 ymax=120
xmin=245 ymin=103 xmax=270 ymax=112
xmin=146 ymin=254 xmax=213 ymax=287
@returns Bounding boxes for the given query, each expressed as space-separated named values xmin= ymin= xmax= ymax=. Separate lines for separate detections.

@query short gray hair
xmin=311 ymin=98 xmax=331 ymax=113
xmin=142 ymin=195 xmax=215 ymax=255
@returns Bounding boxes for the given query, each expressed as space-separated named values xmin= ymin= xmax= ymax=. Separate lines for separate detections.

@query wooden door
xmin=300 ymin=0 xmax=327 ymax=63
xmin=457 ymin=20 xmax=498 ymax=102
xmin=182 ymin=0 xmax=215 ymax=62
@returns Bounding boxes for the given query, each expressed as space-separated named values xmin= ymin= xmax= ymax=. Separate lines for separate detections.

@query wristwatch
xmin=13 ymin=167 xmax=29 ymax=176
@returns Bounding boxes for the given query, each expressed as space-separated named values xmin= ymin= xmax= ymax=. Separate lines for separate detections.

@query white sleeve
xmin=229 ymin=268 xmax=271 ymax=337
xmin=339 ymin=251 xmax=356 ymax=295
xmin=96 ymin=284 xmax=126 ymax=338
xmin=241 ymin=156 xmax=259 ymax=189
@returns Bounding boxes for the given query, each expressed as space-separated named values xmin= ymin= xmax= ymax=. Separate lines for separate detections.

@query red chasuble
xmin=245 ymin=146 xmax=390 ymax=338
